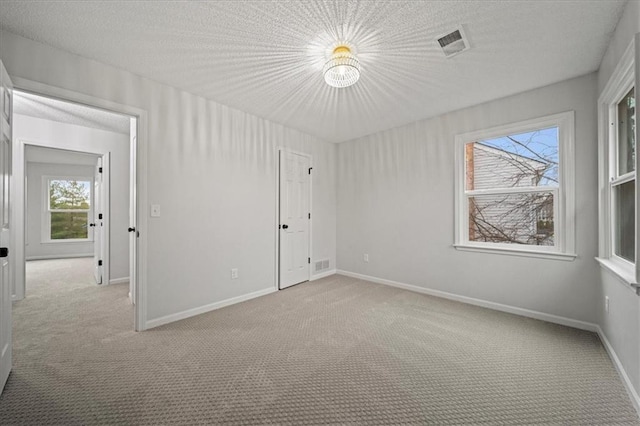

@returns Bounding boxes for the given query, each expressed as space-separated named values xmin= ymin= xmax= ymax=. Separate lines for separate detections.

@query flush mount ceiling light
xmin=323 ymin=45 xmax=361 ymax=88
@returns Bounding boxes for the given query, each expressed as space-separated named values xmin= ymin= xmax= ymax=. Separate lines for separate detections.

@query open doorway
xmin=11 ymin=90 xmax=138 ymax=328
xmin=24 ymin=146 xmax=102 ymax=295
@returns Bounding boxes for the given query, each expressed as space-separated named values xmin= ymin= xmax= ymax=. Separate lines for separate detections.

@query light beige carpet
xmin=0 ymin=260 xmax=638 ymax=425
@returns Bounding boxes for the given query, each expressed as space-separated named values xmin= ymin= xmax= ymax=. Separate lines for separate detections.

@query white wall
xmin=596 ymin=0 xmax=640 ymax=401
xmin=26 ymin=161 xmax=95 ymax=260
xmin=337 ymin=72 xmax=599 ymax=323
xmin=14 ymin=114 xmax=130 ymax=281
xmin=0 ymin=31 xmax=337 ymax=323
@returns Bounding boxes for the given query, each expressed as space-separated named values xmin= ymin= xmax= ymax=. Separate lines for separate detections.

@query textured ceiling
xmin=0 ymin=1 xmax=626 ymax=142
xmin=14 ymin=91 xmax=130 ymax=135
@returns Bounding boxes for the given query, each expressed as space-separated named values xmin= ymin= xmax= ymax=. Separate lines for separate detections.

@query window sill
xmin=595 ymin=257 xmax=638 ymax=289
xmin=453 ymin=244 xmax=577 ymax=261
xmin=41 ymin=239 xmax=93 ymax=244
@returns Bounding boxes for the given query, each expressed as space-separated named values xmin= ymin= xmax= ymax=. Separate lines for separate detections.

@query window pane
xmin=49 ymin=180 xmax=91 ymax=210
xmin=466 ymin=127 xmax=559 ymax=191
xmin=614 ymin=180 xmax=635 ymax=262
xmin=50 ymin=212 xmax=88 ymax=240
xmin=618 ymin=88 xmax=636 ymax=175
xmin=468 ymin=192 xmax=554 ymax=246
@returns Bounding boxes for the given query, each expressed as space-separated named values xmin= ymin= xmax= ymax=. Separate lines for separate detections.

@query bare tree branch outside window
xmin=466 ymin=127 xmax=558 ymax=246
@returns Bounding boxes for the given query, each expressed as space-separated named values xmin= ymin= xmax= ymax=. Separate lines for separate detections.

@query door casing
xmin=93 ymin=154 xmax=109 ymax=285
xmin=9 ymin=77 xmax=148 ymax=331
xmin=15 ymin=141 xmax=111 ymax=294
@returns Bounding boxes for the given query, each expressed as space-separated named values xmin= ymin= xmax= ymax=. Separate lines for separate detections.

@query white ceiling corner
xmin=0 ymin=1 xmax=627 ymax=142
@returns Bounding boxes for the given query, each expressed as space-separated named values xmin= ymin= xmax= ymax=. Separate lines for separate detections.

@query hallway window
xmin=45 ymin=178 xmax=92 ymax=241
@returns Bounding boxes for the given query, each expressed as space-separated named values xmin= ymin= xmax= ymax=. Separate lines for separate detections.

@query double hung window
xmin=455 ymin=112 xmax=575 ymax=259
xmin=611 ymin=88 xmax=636 ymax=265
xmin=44 ymin=177 xmax=92 ymax=241
xmin=597 ymin=42 xmax=637 ymax=285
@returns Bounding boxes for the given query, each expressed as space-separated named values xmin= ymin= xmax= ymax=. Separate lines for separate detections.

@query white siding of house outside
xmin=468 ymin=143 xmax=554 ymax=245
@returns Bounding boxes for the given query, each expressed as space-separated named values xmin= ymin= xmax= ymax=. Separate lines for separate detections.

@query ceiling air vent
xmin=437 ymin=27 xmax=470 ymax=58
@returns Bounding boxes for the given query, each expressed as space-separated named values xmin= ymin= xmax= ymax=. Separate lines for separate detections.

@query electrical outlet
xmin=231 ymin=268 xmax=238 ymax=279
xmin=605 ymin=296 xmax=610 ymax=314
xmin=364 ymin=254 xmax=369 ymax=263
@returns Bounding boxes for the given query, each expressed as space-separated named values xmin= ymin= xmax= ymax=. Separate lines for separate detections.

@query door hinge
xmin=308 ymin=257 xmax=310 ymax=264
xmin=99 ymin=167 xmax=103 ymax=173
xmin=98 ymin=260 xmax=103 ymax=266
xmin=308 ymin=167 xmax=313 ymax=175
xmin=98 ymin=213 xmax=103 ymax=219
xmin=308 ymin=213 xmax=311 ymax=219
xmin=0 ymin=247 xmax=8 ymax=258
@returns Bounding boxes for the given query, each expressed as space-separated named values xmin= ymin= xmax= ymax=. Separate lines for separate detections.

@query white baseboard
xmin=146 ymin=287 xmax=277 ymax=329
xmin=26 ymin=254 xmax=93 ymax=261
xmin=109 ymin=277 xmax=129 ymax=285
xmin=336 ymin=270 xmax=598 ymax=332
xmin=310 ymin=269 xmax=337 ymax=281
xmin=596 ymin=326 xmax=640 ymax=416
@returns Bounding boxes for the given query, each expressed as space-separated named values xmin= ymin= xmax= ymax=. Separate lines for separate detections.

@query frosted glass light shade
xmin=323 ymin=45 xmax=361 ymax=88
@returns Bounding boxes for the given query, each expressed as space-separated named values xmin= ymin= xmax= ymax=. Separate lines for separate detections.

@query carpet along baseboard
xmin=336 ymin=269 xmax=640 ymax=417
xmin=336 ymin=270 xmax=598 ymax=332
xmin=310 ymin=269 xmax=337 ymax=281
xmin=109 ymin=277 xmax=129 ymax=285
xmin=596 ymin=326 xmax=640 ymax=416
xmin=146 ymin=287 xmax=277 ymax=329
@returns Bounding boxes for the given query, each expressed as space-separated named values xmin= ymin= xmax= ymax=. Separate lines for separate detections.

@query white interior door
xmin=279 ymin=150 xmax=310 ymax=289
xmin=129 ymin=118 xmax=137 ymax=304
xmin=93 ymin=157 xmax=103 ymax=284
xmin=0 ymin=60 xmax=13 ymax=394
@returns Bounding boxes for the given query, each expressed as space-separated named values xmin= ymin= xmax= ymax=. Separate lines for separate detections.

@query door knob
xmin=282 ymin=224 xmax=289 ymax=229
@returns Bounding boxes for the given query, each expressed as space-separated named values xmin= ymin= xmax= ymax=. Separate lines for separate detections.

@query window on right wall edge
xmin=597 ymin=37 xmax=637 ymax=285
xmin=612 ymin=87 xmax=636 ymax=265
xmin=454 ymin=111 xmax=576 ymax=261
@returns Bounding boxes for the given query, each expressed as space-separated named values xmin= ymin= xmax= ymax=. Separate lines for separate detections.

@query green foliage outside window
xmin=49 ymin=179 xmax=91 ymax=240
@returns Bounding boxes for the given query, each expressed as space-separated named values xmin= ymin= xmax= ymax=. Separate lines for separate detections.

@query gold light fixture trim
xmin=323 ymin=45 xmax=361 ymax=88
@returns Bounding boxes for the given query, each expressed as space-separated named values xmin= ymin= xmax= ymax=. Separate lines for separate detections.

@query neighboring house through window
xmin=455 ymin=112 xmax=575 ymax=260
xmin=43 ymin=177 xmax=93 ymax=242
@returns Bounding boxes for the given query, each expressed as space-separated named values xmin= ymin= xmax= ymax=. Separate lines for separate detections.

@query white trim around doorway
xmin=15 ymin=142 xmax=111 ymax=294
xmin=9 ymin=76 xmax=148 ymax=332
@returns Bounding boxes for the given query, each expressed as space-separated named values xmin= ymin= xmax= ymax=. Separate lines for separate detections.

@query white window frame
xmin=596 ymin=38 xmax=638 ymax=288
xmin=42 ymin=175 xmax=94 ymax=243
xmin=454 ymin=111 xmax=576 ymax=261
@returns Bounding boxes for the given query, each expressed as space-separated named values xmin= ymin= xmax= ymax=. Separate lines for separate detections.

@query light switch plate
xmin=151 ymin=204 xmax=161 ymax=217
